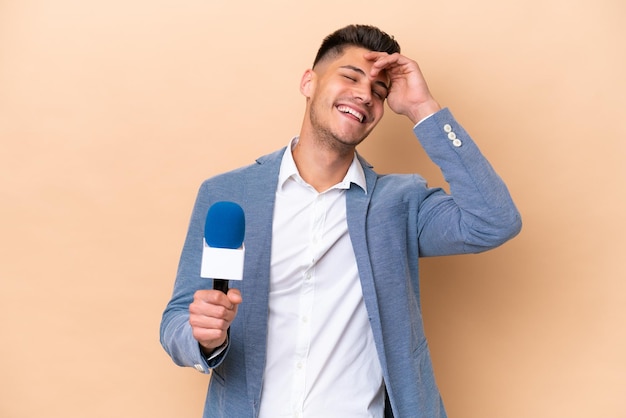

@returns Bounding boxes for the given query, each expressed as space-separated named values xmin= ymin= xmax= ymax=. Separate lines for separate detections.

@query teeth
xmin=337 ymin=105 xmax=364 ymax=123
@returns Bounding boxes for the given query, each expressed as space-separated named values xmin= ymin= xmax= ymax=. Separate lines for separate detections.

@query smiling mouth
xmin=337 ymin=105 xmax=366 ymax=123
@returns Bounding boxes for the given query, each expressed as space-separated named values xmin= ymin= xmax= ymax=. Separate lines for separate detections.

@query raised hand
xmin=365 ymin=51 xmax=441 ymax=124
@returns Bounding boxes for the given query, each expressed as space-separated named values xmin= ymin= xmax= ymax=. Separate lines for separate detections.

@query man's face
xmin=302 ymin=46 xmax=389 ymax=150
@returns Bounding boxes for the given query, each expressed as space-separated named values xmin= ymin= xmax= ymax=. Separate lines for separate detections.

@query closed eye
xmin=339 ymin=66 xmax=388 ymax=101
xmin=373 ymin=89 xmax=387 ymax=100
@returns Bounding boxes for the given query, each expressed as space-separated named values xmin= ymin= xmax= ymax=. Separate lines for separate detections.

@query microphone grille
xmin=204 ymin=201 xmax=245 ymax=249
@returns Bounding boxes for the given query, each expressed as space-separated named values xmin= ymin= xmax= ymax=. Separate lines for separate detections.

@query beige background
xmin=1 ymin=0 xmax=625 ymax=417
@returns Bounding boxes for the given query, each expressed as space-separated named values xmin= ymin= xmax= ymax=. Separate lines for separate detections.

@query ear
xmin=300 ymin=69 xmax=315 ymax=98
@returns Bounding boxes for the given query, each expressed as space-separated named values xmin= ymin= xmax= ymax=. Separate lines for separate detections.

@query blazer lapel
xmin=346 ymin=157 xmax=389 ymax=376
xmin=239 ymin=148 xmax=284 ymax=408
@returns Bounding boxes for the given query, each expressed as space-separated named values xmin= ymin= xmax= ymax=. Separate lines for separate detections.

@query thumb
xmin=227 ymin=288 xmax=243 ymax=306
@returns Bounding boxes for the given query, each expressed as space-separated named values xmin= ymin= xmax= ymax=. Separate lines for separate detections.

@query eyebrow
xmin=340 ymin=65 xmax=389 ymax=92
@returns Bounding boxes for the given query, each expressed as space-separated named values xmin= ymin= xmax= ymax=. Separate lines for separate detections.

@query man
xmin=160 ymin=24 xmax=521 ymax=417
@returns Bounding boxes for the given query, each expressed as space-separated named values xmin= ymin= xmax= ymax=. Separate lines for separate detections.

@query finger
xmin=363 ymin=51 xmax=392 ymax=70
xmin=363 ymin=50 xmax=386 ymax=59
xmin=192 ymin=326 xmax=226 ymax=340
xmin=192 ymin=326 xmax=228 ymax=349
xmin=189 ymin=298 xmax=236 ymax=321
xmin=368 ymin=53 xmax=408 ymax=78
xmin=189 ymin=311 xmax=231 ymax=330
xmin=194 ymin=289 xmax=234 ymax=308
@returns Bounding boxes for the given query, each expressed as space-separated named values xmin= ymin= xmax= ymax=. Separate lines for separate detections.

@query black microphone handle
xmin=213 ymin=279 xmax=229 ymax=294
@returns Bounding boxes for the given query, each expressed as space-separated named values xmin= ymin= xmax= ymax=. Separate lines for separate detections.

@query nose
xmin=352 ymin=81 xmax=372 ymax=106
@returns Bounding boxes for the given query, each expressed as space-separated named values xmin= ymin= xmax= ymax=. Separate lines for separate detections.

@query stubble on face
xmin=308 ymin=96 xmax=364 ymax=155
xmin=303 ymin=47 xmax=387 ymax=156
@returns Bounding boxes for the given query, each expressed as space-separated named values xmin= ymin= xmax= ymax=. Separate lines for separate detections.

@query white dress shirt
xmin=258 ymin=138 xmax=384 ymax=418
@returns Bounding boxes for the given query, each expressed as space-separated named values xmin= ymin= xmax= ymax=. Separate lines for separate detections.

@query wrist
xmin=407 ymin=99 xmax=441 ymax=125
xmin=200 ymin=336 xmax=229 ymax=360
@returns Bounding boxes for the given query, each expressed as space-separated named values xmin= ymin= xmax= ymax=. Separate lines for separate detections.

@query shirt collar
xmin=278 ymin=137 xmax=367 ymax=193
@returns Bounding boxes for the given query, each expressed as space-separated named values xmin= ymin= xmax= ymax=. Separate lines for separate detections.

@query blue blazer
xmin=161 ymin=108 xmax=522 ymax=417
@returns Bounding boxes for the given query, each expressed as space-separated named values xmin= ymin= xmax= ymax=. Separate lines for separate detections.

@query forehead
xmin=320 ymin=46 xmax=389 ymax=85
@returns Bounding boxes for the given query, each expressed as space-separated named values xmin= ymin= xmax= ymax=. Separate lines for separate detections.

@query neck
xmin=292 ymin=132 xmax=354 ymax=193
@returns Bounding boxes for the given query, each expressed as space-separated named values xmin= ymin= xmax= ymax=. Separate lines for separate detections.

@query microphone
xmin=201 ymin=201 xmax=245 ymax=293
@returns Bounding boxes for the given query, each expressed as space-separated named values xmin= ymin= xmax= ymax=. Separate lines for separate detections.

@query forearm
xmin=160 ymin=310 xmax=209 ymax=371
xmin=414 ymin=108 xmax=522 ymax=255
xmin=160 ymin=182 xmax=231 ymax=371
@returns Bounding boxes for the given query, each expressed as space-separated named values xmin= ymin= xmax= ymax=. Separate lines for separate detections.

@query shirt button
xmin=447 ymin=131 xmax=457 ymax=140
xmin=193 ymin=364 xmax=205 ymax=373
xmin=452 ymin=138 xmax=463 ymax=147
xmin=443 ymin=124 xmax=452 ymax=133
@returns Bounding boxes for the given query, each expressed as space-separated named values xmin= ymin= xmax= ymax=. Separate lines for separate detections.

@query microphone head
xmin=204 ymin=201 xmax=245 ymax=249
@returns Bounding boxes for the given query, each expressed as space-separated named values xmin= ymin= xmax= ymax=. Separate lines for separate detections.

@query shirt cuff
xmin=203 ymin=335 xmax=229 ymax=362
xmin=413 ymin=112 xmax=437 ymax=129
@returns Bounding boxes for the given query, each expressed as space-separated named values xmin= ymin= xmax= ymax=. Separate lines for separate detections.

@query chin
xmin=335 ymin=133 xmax=368 ymax=148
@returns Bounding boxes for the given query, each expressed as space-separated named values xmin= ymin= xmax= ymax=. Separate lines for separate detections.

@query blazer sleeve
xmin=159 ymin=181 xmax=229 ymax=373
xmin=412 ymin=108 xmax=522 ymax=256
